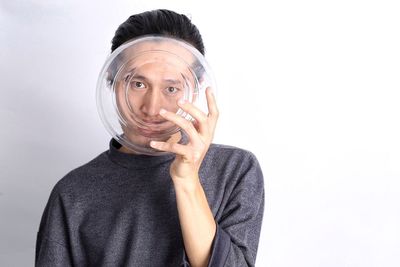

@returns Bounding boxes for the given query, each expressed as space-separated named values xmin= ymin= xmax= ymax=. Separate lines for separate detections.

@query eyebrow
xmin=131 ymin=74 xmax=182 ymax=85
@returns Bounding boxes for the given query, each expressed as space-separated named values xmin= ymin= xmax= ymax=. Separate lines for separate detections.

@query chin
xmin=124 ymin=132 xmax=168 ymax=145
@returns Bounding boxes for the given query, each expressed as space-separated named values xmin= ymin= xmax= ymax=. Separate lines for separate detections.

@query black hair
xmin=107 ymin=9 xmax=206 ymax=83
xmin=111 ymin=9 xmax=205 ymax=55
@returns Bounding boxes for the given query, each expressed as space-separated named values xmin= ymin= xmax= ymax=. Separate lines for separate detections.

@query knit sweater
xmin=35 ymin=138 xmax=264 ymax=266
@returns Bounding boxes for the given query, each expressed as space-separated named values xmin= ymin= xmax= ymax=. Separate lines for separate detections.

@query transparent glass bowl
xmin=96 ymin=35 xmax=217 ymax=155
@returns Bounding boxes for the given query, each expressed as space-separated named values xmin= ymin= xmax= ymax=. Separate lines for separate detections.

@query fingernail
xmin=150 ymin=141 xmax=161 ymax=148
xmin=178 ymin=98 xmax=186 ymax=105
xmin=159 ymin=109 xmax=167 ymax=115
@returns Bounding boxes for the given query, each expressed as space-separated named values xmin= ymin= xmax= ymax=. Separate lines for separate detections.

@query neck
xmin=118 ymin=145 xmax=138 ymax=154
xmin=118 ymin=131 xmax=182 ymax=154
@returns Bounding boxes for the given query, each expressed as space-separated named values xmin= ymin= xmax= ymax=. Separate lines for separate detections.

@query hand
xmin=150 ymin=87 xmax=219 ymax=184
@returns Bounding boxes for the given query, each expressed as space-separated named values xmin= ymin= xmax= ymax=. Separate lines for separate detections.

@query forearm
xmin=173 ymin=176 xmax=217 ymax=267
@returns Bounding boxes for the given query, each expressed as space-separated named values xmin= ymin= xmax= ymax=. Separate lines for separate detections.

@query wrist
xmin=172 ymin=174 xmax=202 ymax=194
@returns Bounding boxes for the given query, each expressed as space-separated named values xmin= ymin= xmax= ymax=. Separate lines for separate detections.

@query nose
xmin=140 ymin=89 xmax=162 ymax=117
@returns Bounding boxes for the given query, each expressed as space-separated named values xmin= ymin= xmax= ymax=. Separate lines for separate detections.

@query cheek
xmin=115 ymin=85 xmax=141 ymax=124
xmin=127 ymin=91 xmax=143 ymax=112
xmin=115 ymin=86 xmax=129 ymax=114
xmin=164 ymin=94 xmax=182 ymax=113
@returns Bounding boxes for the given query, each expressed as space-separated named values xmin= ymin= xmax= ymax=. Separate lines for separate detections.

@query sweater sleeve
xmin=208 ymin=152 xmax=265 ymax=266
xmin=35 ymin=184 xmax=74 ymax=267
xmin=182 ymin=152 xmax=265 ymax=267
xmin=181 ymin=224 xmax=230 ymax=267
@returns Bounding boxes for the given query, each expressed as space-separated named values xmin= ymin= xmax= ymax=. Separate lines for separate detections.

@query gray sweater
xmin=35 ymin=138 xmax=264 ymax=266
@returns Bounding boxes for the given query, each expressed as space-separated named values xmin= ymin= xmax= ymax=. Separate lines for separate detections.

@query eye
xmin=165 ymin=87 xmax=180 ymax=94
xmin=130 ymin=81 xmax=146 ymax=89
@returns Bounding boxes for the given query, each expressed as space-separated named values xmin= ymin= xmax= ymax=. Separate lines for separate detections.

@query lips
xmin=140 ymin=120 xmax=168 ymax=132
xmin=137 ymin=127 xmax=163 ymax=137
xmin=127 ymin=114 xmax=172 ymax=136
xmin=142 ymin=119 xmax=165 ymax=125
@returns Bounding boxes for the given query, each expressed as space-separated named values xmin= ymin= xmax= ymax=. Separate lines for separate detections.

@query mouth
xmin=128 ymin=115 xmax=174 ymax=136
xmin=136 ymin=127 xmax=164 ymax=137
xmin=142 ymin=119 xmax=166 ymax=125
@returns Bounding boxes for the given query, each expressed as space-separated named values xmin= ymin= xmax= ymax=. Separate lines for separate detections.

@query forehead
xmin=121 ymin=40 xmax=196 ymax=67
xmin=117 ymin=40 xmax=197 ymax=82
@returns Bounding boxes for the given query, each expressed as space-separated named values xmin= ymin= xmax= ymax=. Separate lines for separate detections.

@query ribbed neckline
xmin=106 ymin=138 xmax=176 ymax=170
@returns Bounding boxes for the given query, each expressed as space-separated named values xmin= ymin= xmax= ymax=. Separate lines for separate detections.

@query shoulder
xmin=201 ymin=144 xmax=264 ymax=218
xmin=202 ymin=143 xmax=263 ymax=185
xmin=50 ymin=151 xmax=109 ymax=198
xmin=206 ymin=143 xmax=260 ymax=167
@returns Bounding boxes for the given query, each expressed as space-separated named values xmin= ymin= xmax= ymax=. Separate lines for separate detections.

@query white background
xmin=1 ymin=0 xmax=399 ymax=266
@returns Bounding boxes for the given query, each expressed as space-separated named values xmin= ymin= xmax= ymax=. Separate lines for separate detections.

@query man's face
xmin=114 ymin=40 xmax=197 ymax=148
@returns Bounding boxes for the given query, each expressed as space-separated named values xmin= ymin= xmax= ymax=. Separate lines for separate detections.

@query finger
xmin=193 ymin=119 xmax=201 ymax=132
xmin=206 ymin=87 xmax=219 ymax=117
xmin=205 ymin=87 xmax=219 ymax=130
xmin=159 ymin=108 xmax=199 ymax=143
xmin=177 ymin=99 xmax=209 ymax=135
xmin=149 ymin=140 xmax=191 ymax=156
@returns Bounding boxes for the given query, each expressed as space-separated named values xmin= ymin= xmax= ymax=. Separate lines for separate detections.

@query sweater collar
xmin=106 ymin=138 xmax=176 ymax=170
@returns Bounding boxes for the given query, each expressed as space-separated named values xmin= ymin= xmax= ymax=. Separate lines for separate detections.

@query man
xmin=36 ymin=9 xmax=264 ymax=267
